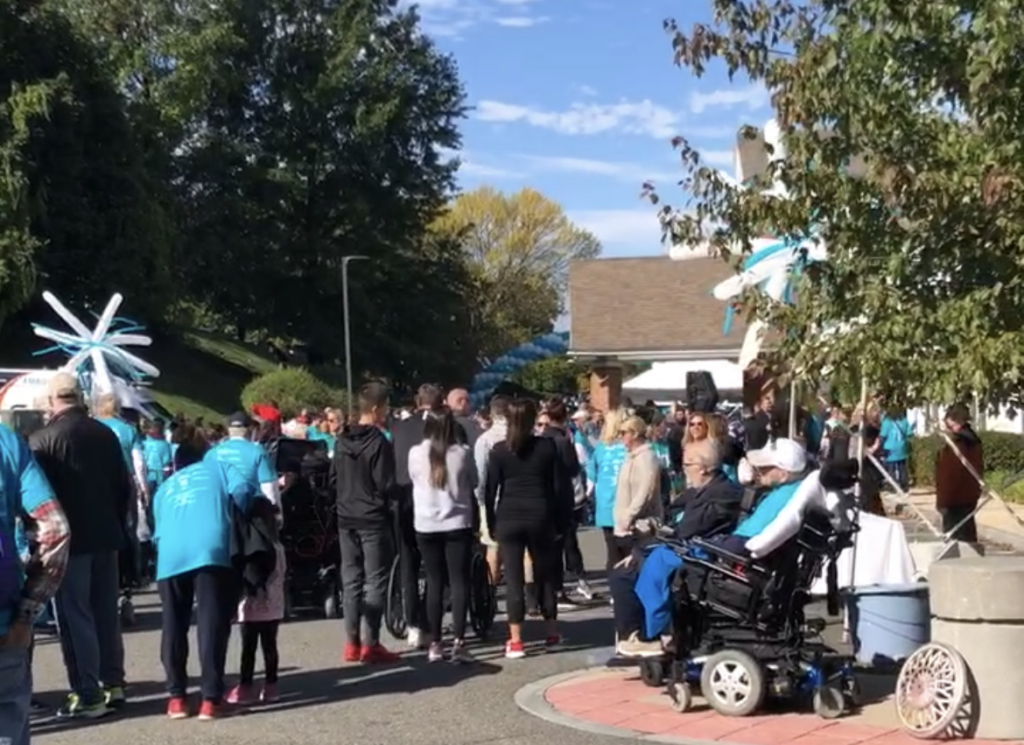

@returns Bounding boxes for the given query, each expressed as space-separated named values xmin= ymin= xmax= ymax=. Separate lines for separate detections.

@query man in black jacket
xmin=331 ymin=382 xmax=398 ymax=664
xmin=388 ymin=384 xmax=469 ymax=648
xmin=29 ymin=373 xmax=132 ymax=718
xmin=614 ymin=438 xmax=744 ymax=658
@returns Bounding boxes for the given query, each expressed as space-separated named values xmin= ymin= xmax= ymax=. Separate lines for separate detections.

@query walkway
xmin=520 ymin=667 xmax=1019 ymax=745
xmin=29 ymin=529 xmax=630 ymax=745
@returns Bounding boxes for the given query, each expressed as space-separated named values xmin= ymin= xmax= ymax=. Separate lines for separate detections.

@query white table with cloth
xmin=810 ymin=512 xmax=917 ymax=596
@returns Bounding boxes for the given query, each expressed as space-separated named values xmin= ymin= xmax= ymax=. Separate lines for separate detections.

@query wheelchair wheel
xmin=639 ymin=659 xmax=665 ymax=688
xmin=384 ymin=556 xmax=407 ymax=639
xmin=668 ymin=681 xmax=692 ymax=713
xmin=813 ymin=685 xmax=846 ymax=720
xmin=323 ymin=581 xmax=341 ymax=619
xmin=468 ymin=552 xmax=496 ymax=641
xmin=700 ymin=650 xmax=766 ymax=717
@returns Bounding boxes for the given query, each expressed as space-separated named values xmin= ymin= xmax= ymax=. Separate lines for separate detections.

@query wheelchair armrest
xmin=688 ymin=537 xmax=752 ymax=567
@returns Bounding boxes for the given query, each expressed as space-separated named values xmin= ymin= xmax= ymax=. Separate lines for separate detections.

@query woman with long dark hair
xmin=483 ymin=398 xmax=569 ymax=658
xmin=408 ymin=408 xmax=478 ymax=662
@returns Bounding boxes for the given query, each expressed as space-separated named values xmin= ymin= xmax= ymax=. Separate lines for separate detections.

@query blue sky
xmin=416 ymin=0 xmax=772 ymax=257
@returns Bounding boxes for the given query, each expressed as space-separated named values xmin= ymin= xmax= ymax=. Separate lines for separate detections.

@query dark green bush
xmin=909 ymin=431 xmax=1024 ymax=486
xmin=240 ymin=368 xmax=344 ymax=417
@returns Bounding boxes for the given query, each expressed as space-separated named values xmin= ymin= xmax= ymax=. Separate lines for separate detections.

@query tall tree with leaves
xmin=433 ymin=186 xmax=601 ymax=361
xmin=656 ymin=0 xmax=1024 ymax=407
xmin=0 ymin=0 xmax=172 ymax=326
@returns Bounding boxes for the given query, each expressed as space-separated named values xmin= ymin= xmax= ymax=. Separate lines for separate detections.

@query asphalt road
xmin=31 ymin=528 xmax=629 ymax=745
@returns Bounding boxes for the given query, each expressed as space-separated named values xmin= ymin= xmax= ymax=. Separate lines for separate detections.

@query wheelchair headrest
xmin=819 ymin=458 xmax=859 ymax=491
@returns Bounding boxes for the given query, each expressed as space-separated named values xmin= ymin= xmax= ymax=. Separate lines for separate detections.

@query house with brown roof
xmin=568 ymin=255 xmax=766 ymax=410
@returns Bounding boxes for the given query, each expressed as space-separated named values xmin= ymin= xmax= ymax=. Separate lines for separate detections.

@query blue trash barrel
xmin=845 ymin=582 xmax=930 ymax=666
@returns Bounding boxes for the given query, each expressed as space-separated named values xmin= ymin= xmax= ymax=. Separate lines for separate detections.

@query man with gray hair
xmin=29 ymin=373 xmax=132 ymax=717
xmin=205 ymin=413 xmax=279 ymax=506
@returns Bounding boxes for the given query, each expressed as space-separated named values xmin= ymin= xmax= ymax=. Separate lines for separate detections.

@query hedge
xmin=909 ymin=431 xmax=1024 ymax=486
xmin=240 ymin=368 xmax=345 ymax=417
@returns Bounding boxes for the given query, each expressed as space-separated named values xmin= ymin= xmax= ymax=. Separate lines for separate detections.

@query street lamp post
xmin=342 ymin=255 xmax=369 ymax=419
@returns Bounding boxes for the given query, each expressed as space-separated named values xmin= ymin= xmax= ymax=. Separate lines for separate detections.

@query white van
xmin=0 ymin=368 xmax=173 ymax=422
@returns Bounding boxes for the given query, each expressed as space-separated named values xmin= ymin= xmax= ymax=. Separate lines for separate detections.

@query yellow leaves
xmin=430 ymin=186 xmax=600 ymax=287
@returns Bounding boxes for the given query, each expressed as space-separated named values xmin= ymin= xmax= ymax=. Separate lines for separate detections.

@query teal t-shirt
xmin=733 ymin=480 xmax=802 ymax=539
xmin=205 ymin=437 xmax=276 ymax=486
xmin=98 ymin=416 xmax=142 ymax=472
xmin=1 ymin=424 xmax=57 ymax=636
xmin=143 ymin=436 xmax=174 ymax=485
xmin=152 ymin=459 xmax=257 ymax=580
xmin=879 ymin=416 xmax=912 ymax=462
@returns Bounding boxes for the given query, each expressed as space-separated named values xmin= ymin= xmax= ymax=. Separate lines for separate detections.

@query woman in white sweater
xmin=408 ymin=408 xmax=478 ymax=662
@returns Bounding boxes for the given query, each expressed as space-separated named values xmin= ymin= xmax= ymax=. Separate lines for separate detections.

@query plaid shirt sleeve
xmin=18 ymin=497 xmax=71 ymax=626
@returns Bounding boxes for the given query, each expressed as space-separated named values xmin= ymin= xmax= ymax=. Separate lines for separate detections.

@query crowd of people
xmin=0 ymin=371 xmax=987 ymax=745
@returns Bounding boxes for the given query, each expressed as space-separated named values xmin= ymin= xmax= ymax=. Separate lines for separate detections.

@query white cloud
xmin=689 ymin=85 xmax=768 ymax=114
xmin=459 ymin=160 xmax=524 ymax=179
xmin=578 ymin=85 xmax=598 ymax=97
xmin=495 ymin=15 xmax=548 ymax=26
xmin=520 ymin=155 xmax=677 ymax=183
xmin=700 ymin=150 xmax=734 ymax=167
xmin=568 ymin=209 xmax=666 ymax=254
xmin=476 ymin=99 xmax=681 ymax=139
xmin=495 ymin=0 xmax=538 ymax=4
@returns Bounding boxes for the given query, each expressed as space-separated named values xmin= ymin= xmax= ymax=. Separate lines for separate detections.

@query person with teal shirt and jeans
xmin=205 ymin=413 xmax=280 ymax=507
xmin=0 ymin=423 xmax=71 ymax=745
xmin=153 ymin=441 xmax=262 ymax=721
xmin=879 ymin=410 xmax=913 ymax=491
xmin=584 ymin=409 xmax=628 ymax=572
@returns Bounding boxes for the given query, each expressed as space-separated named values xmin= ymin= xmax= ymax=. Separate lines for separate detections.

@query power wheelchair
xmin=637 ymin=495 xmax=860 ymax=719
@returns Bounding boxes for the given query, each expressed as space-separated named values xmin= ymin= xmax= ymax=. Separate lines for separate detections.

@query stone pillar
xmin=930 ymin=557 xmax=1024 ymax=739
xmin=589 ymin=364 xmax=623 ymax=413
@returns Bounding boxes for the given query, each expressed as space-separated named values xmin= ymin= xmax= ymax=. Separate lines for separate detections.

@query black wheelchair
xmin=637 ymin=500 xmax=860 ymax=720
xmin=384 ymin=539 xmax=497 ymax=642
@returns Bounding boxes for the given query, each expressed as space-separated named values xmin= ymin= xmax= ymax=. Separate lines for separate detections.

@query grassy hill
xmin=1 ymin=323 xmax=282 ymax=420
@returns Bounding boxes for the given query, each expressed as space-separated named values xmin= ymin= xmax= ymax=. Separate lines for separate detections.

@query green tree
xmin=0 ymin=0 xmax=172 ymax=325
xmin=60 ymin=0 xmax=472 ymax=385
xmin=433 ymin=187 xmax=601 ymax=361
xmin=513 ymin=355 xmax=587 ymax=396
xmin=654 ymin=0 xmax=1024 ymax=407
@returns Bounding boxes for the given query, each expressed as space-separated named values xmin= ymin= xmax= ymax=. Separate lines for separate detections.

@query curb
xmin=514 ymin=668 xmax=721 ymax=745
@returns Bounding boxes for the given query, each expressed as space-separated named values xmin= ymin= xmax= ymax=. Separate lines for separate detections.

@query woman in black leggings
xmin=409 ymin=408 xmax=478 ymax=662
xmin=484 ymin=398 xmax=571 ymax=659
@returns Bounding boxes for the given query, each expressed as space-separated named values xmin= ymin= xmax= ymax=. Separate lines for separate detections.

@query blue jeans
xmin=885 ymin=460 xmax=908 ymax=491
xmin=0 ymin=645 xmax=31 ymax=745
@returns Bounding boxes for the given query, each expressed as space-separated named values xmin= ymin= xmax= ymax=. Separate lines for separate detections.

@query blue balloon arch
xmin=469 ymin=331 xmax=569 ymax=409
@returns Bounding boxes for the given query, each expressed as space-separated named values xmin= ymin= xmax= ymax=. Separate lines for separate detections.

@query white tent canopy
xmin=623 ymin=360 xmax=744 ymax=403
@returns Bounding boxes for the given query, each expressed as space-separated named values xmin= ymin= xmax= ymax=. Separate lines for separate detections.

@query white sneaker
xmin=427 ymin=642 xmax=444 ymax=662
xmin=576 ymin=579 xmax=595 ymax=601
xmin=407 ymin=627 xmax=424 ymax=650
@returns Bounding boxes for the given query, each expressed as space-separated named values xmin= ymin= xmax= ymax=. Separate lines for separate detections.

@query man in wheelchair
xmin=613 ymin=438 xmax=808 ymax=658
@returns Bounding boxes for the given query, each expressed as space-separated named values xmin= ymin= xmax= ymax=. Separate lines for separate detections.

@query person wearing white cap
xmin=731 ymin=437 xmax=807 ymax=542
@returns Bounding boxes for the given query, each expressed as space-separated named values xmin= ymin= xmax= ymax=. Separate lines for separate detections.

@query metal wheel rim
xmin=707 ymin=659 xmax=755 ymax=709
xmin=895 ymin=642 xmax=967 ymax=738
xmin=668 ymin=682 xmax=690 ymax=712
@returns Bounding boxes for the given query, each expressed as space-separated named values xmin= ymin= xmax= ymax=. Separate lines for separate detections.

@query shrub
xmin=241 ymin=368 xmax=345 ymax=417
xmin=909 ymin=431 xmax=1024 ymax=486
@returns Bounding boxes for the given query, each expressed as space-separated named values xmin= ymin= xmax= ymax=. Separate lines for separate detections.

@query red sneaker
xmin=504 ymin=640 xmax=526 ymax=659
xmin=166 ymin=696 xmax=189 ymax=719
xmin=198 ymin=699 xmax=236 ymax=720
xmin=544 ymin=634 xmax=563 ymax=652
xmin=360 ymin=643 xmax=400 ymax=664
xmin=342 ymin=642 xmax=362 ymax=663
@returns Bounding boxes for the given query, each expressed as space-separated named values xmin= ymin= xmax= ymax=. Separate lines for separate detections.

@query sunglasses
xmin=689 ymin=420 xmax=707 ymax=428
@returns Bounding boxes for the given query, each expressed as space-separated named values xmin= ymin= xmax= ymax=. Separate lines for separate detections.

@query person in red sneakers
xmin=331 ymin=383 xmax=399 ymax=664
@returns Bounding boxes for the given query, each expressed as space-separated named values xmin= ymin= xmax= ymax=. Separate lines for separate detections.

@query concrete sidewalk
xmin=888 ymin=488 xmax=1024 ymax=552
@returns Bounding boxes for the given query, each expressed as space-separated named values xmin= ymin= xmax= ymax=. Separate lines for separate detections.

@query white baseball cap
xmin=745 ymin=437 xmax=807 ymax=473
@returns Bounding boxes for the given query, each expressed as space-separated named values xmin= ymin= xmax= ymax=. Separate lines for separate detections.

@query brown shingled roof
xmin=568 ymin=256 xmax=749 ymax=358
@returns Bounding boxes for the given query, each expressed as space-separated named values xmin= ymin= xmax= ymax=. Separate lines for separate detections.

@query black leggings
xmin=239 ymin=620 xmax=280 ymax=685
xmin=416 ymin=529 xmax=473 ymax=643
xmin=499 ymin=523 xmax=557 ymax=624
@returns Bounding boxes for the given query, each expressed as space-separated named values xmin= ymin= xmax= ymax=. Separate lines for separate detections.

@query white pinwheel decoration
xmin=32 ymin=291 xmax=160 ymax=395
xmin=671 ymin=118 xmax=828 ymax=369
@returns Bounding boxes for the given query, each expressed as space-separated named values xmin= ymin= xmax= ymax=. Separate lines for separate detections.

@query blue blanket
xmin=635 ymin=545 xmax=684 ymax=639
